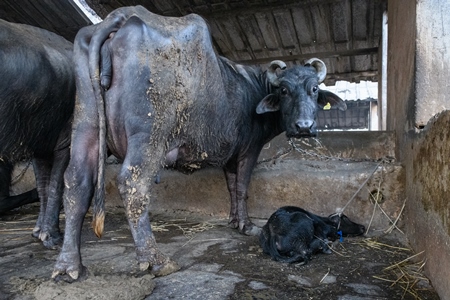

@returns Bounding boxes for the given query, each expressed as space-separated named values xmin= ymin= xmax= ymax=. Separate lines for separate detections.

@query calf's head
xmin=257 ymin=58 xmax=347 ymax=137
xmin=328 ymin=213 xmax=366 ymax=236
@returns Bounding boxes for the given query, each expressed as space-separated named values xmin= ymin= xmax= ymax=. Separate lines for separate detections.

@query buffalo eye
xmin=281 ymin=87 xmax=288 ymax=95
xmin=312 ymin=85 xmax=319 ymax=94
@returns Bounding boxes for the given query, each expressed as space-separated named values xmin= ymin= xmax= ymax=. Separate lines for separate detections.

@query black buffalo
xmin=259 ymin=206 xmax=365 ymax=263
xmin=53 ymin=6 xmax=346 ymax=280
xmin=0 ymin=19 xmax=75 ymax=248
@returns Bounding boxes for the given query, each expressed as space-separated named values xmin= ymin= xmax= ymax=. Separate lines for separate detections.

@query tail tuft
xmin=92 ymin=211 xmax=105 ymax=238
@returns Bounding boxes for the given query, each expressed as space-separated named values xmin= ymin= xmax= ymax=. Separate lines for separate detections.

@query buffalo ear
xmin=256 ymin=94 xmax=280 ymax=114
xmin=318 ymin=90 xmax=347 ymax=111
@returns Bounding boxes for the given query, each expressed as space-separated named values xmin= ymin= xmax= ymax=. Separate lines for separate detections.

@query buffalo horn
xmin=266 ymin=60 xmax=287 ymax=86
xmin=304 ymin=58 xmax=327 ymax=83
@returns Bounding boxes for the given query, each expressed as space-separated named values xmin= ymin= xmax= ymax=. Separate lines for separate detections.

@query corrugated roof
xmin=321 ymin=80 xmax=378 ymax=101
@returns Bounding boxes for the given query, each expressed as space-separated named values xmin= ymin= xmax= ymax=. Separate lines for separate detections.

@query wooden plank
xmin=254 ymin=11 xmax=280 ymax=52
xmin=352 ymin=0 xmax=368 ymax=40
xmin=207 ymin=18 xmax=234 ymax=58
xmin=272 ymin=9 xmax=298 ymax=50
xmin=330 ymin=0 xmax=351 ymax=43
xmin=237 ymin=15 xmax=264 ymax=53
xmin=236 ymin=47 xmax=378 ymax=64
xmin=291 ymin=6 xmax=314 ymax=46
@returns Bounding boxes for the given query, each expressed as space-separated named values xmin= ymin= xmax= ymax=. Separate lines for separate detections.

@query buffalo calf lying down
xmin=260 ymin=206 xmax=365 ymax=263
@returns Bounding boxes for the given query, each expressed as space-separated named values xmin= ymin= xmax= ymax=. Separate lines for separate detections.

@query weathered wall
xmin=405 ymin=112 xmax=450 ymax=299
xmin=388 ymin=0 xmax=450 ymax=298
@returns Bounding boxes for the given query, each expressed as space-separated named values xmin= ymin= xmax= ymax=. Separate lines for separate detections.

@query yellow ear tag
xmin=323 ymin=102 xmax=331 ymax=110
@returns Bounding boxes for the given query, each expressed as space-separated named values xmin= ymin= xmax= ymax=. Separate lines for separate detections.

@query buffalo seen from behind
xmin=52 ymin=5 xmax=347 ymax=281
xmin=0 ymin=19 xmax=75 ymax=248
xmin=260 ymin=206 xmax=365 ymax=264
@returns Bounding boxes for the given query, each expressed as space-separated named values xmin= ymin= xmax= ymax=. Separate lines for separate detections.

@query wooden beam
xmin=235 ymin=47 xmax=379 ymax=65
xmin=200 ymin=0 xmax=339 ymax=19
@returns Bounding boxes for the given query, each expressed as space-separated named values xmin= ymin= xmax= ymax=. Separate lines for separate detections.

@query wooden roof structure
xmin=1 ymin=0 xmax=386 ymax=85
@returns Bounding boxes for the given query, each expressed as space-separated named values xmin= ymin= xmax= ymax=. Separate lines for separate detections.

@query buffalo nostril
xmin=295 ymin=120 xmax=314 ymax=131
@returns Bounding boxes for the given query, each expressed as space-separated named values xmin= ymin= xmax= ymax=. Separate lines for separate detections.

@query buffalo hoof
xmin=227 ymin=219 xmax=239 ymax=229
xmin=31 ymin=227 xmax=41 ymax=239
xmin=32 ymin=227 xmax=63 ymax=249
xmin=40 ymin=231 xmax=63 ymax=249
xmin=229 ymin=219 xmax=261 ymax=236
xmin=53 ymin=251 xmax=84 ymax=282
xmin=52 ymin=265 xmax=87 ymax=283
xmin=241 ymin=223 xmax=262 ymax=236
xmin=149 ymin=259 xmax=180 ymax=277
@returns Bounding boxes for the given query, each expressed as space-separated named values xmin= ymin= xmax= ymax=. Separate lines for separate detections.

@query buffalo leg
xmin=35 ymin=147 xmax=69 ymax=248
xmin=52 ymin=127 xmax=98 ymax=281
xmin=224 ymin=149 xmax=262 ymax=236
xmin=223 ymin=168 xmax=238 ymax=229
xmin=310 ymin=238 xmax=331 ymax=254
xmin=0 ymin=160 xmax=39 ymax=213
xmin=31 ymin=158 xmax=51 ymax=240
xmin=117 ymin=135 xmax=180 ymax=277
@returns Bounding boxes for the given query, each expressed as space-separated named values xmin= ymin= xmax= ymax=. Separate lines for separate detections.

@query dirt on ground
xmin=0 ymin=204 xmax=440 ymax=300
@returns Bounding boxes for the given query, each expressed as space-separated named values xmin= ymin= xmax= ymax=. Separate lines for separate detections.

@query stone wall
xmin=388 ymin=0 xmax=450 ymax=298
xmin=404 ymin=112 xmax=450 ymax=299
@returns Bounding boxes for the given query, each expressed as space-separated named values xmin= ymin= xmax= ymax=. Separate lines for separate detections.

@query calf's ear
xmin=318 ymin=90 xmax=347 ymax=111
xmin=256 ymin=94 xmax=280 ymax=114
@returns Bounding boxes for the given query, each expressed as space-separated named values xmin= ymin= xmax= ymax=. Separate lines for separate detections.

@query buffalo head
xmin=256 ymin=58 xmax=347 ymax=137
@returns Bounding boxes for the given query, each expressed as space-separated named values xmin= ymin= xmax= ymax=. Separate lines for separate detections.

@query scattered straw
xmin=384 ymin=198 xmax=407 ymax=234
xmin=151 ymin=221 xmax=170 ymax=232
xmin=175 ymin=222 xmax=216 ymax=237
xmin=383 ymin=251 xmax=425 ymax=271
xmin=354 ymin=238 xmax=431 ymax=299
xmin=374 ymin=251 xmax=430 ymax=300
xmin=365 ymin=195 xmax=378 ymax=234
xmin=340 ymin=161 xmax=382 ymax=214
xmin=319 ymin=268 xmax=331 ymax=284
xmin=0 ymin=227 xmax=34 ymax=233
xmin=0 ymin=220 xmax=36 ymax=224
xmin=354 ymin=238 xmax=411 ymax=253
xmin=327 ymin=243 xmax=350 ymax=258
xmin=150 ymin=220 xmax=216 ymax=237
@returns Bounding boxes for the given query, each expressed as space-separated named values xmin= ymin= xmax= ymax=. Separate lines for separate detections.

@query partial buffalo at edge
xmin=0 ymin=19 xmax=75 ymax=248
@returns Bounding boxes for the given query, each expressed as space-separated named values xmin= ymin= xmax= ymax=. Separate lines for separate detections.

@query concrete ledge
xmin=11 ymin=131 xmax=402 ymax=233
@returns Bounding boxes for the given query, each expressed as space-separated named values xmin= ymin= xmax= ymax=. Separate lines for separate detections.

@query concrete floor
xmin=0 ymin=204 xmax=439 ymax=300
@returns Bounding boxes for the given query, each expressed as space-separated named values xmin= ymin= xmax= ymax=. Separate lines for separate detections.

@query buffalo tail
xmin=88 ymin=11 xmax=129 ymax=238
